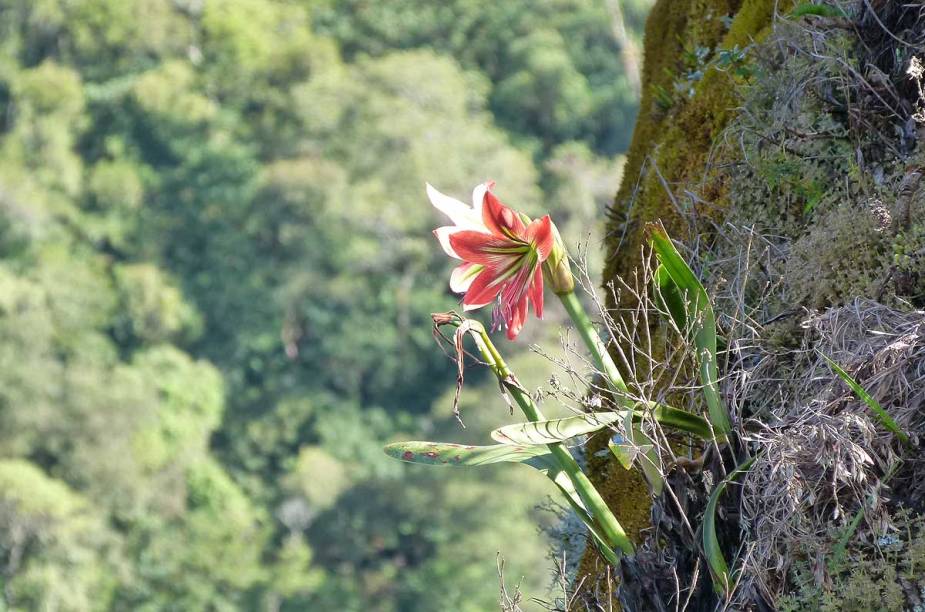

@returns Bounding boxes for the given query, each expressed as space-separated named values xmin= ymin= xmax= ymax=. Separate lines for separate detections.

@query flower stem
xmin=469 ymin=325 xmax=635 ymax=557
xmin=557 ymin=290 xmax=629 ymax=400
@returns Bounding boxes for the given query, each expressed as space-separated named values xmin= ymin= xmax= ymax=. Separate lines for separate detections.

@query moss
xmin=778 ymin=509 xmax=925 ymax=611
xmin=785 ymin=201 xmax=892 ymax=307
xmin=594 ymin=0 xmax=925 ymax=605
xmin=606 ymin=0 xmax=792 ymax=289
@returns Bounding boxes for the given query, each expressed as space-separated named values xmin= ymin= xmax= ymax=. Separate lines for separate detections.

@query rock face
xmin=582 ymin=0 xmax=925 ymax=608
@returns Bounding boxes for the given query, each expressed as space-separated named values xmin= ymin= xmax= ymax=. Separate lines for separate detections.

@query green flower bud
xmin=542 ymin=221 xmax=574 ymax=295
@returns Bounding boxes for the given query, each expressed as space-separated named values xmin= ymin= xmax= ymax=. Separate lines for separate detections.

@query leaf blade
xmin=703 ymin=457 xmax=755 ymax=594
xmin=647 ymin=223 xmax=731 ymax=437
xmin=491 ymin=412 xmax=623 ymax=445
xmin=384 ymin=441 xmax=549 ymax=466
xmin=492 ymin=404 xmax=714 ymax=446
xmin=821 ymin=353 xmax=909 ymax=444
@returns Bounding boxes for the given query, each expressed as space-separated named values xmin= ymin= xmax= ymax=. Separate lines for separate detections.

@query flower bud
xmin=542 ymin=221 xmax=574 ymax=295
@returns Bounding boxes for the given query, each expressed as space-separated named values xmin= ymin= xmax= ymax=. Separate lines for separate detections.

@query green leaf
xmin=703 ymin=457 xmax=755 ymax=594
xmin=645 ymin=403 xmax=716 ymax=439
xmin=609 ymin=431 xmax=662 ymax=495
xmin=654 ymin=264 xmax=687 ymax=331
xmin=384 ymin=441 xmax=550 ymax=466
xmin=491 ymin=412 xmax=623 ymax=445
xmin=493 ymin=404 xmax=714 ymax=446
xmin=608 ymin=434 xmax=636 ymax=470
xmin=624 ymin=410 xmax=663 ymax=495
xmin=385 ymin=442 xmax=621 ymax=563
xmin=821 ymin=353 xmax=909 ymax=444
xmin=648 ymin=223 xmax=732 ymax=438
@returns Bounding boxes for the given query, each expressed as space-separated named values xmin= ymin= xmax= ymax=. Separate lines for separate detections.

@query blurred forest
xmin=0 ymin=0 xmax=650 ymax=609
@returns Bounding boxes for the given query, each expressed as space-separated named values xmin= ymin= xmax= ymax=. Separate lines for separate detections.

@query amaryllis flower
xmin=428 ymin=182 xmax=554 ymax=339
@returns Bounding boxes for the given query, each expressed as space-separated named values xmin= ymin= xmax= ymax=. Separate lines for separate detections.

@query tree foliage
xmin=0 ymin=0 xmax=648 ymax=608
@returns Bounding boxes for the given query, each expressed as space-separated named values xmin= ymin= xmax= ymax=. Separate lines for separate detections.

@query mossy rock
xmin=582 ymin=0 xmax=789 ymax=590
xmin=591 ymin=0 xmax=925 ymax=608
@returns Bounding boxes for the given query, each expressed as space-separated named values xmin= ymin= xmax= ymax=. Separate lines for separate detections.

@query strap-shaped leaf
xmin=654 ymin=263 xmax=687 ymax=331
xmin=385 ymin=444 xmax=620 ymax=561
xmin=821 ymin=353 xmax=909 ymax=444
xmin=491 ymin=412 xmax=623 ymax=445
xmin=648 ymin=223 xmax=731 ymax=438
xmin=704 ymin=457 xmax=755 ymax=594
xmin=384 ymin=441 xmax=549 ymax=466
xmin=645 ymin=403 xmax=715 ymax=439
xmin=492 ymin=405 xmax=714 ymax=446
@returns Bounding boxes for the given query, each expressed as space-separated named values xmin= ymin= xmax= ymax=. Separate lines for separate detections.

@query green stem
xmin=558 ymin=290 xmax=629 ymax=399
xmin=470 ymin=325 xmax=635 ymax=556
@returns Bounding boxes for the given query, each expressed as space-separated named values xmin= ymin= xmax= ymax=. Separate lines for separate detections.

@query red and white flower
xmin=428 ymin=182 xmax=554 ymax=339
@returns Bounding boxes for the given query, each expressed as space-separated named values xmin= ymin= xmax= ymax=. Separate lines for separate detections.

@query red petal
xmin=482 ymin=190 xmax=527 ymax=238
xmin=506 ymin=295 xmax=529 ymax=340
xmin=529 ymin=266 xmax=544 ymax=318
xmin=525 ymin=215 xmax=555 ymax=261
xmin=462 ymin=267 xmax=504 ymax=310
xmin=449 ymin=230 xmax=519 ymax=266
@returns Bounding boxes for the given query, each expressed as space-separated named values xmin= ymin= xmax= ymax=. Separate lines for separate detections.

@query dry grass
xmin=730 ymin=299 xmax=925 ymax=603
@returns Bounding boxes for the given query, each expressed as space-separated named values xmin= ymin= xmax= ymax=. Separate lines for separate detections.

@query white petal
xmin=434 ymin=226 xmax=462 ymax=259
xmin=450 ymin=263 xmax=483 ymax=293
xmin=471 ymin=181 xmax=492 ymax=216
xmin=427 ymin=183 xmax=484 ymax=230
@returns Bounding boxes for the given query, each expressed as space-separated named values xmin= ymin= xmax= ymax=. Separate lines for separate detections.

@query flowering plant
xmin=385 ymin=183 xmax=737 ymax=579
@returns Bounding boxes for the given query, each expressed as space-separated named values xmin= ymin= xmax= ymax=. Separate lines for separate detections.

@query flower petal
xmin=434 ymin=226 xmax=463 ymax=259
xmin=471 ymin=180 xmax=494 ymax=216
xmin=449 ymin=262 xmax=482 ymax=293
xmin=427 ymin=183 xmax=485 ymax=230
xmin=525 ymin=215 xmax=555 ymax=261
xmin=505 ymin=294 xmax=530 ymax=340
xmin=482 ymin=190 xmax=527 ymax=238
xmin=462 ymin=267 xmax=503 ymax=311
xmin=529 ymin=266 xmax=544 ymax=318
xmin=449 ymin=230 xmax=522 ymax=267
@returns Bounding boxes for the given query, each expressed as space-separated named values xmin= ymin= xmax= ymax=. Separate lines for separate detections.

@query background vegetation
xmin=0 ymin=0 xmax=650 ymax=609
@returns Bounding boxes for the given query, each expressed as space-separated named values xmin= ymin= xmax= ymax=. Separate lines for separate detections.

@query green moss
xmin=606 ymin=0 xmax=791 ymax=288
xmin=778 ymin=509 xmax=925 ymax=611
xmin=785 ymin=202 xmax=892 ymax=307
